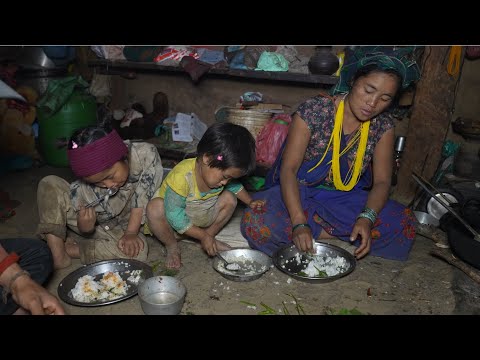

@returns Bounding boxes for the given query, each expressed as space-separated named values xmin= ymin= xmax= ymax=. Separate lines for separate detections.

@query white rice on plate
xmin=71 ymin=271 xmax=130 ymax=303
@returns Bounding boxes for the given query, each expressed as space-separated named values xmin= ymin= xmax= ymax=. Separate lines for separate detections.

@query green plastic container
xmin=38 ymin=92 xmax=97 ymax=167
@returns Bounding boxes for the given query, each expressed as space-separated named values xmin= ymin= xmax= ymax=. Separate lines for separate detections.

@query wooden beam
xmin=88 ymin=59 xmax=339 ymax=86
xmin=393 ymin=46 xmax=461 ymax=203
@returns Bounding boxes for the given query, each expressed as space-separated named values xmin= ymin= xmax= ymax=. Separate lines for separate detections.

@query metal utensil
xmin=408 ymin=152 xmax=430 ymax=210
xmin=216 ymin=252 xmax=240 ymax=272
xmin=57 ymin=259 xmax=153 ymax=307
xmin=272 ymin=242 xmax=356 ymax=283
xmin=84 ymin=187 xmax=119 ymax=209
xmin=212 ymin=249 xmax=272 ymax=281
xmin=412 ymin=172 xmax=480 ymax=242
xmin=414 ymin=211 xmax=440 ymax=227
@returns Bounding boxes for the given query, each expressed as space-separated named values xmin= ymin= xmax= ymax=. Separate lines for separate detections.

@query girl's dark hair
xmin=351 ymin=64 xmax=403 ymax=105
xmin=68 ymin=125 xmax=112 ymax=150
xmin=197 ymin=122 xmax=256 ymax=175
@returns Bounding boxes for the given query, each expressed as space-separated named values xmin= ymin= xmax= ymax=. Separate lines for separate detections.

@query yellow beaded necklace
xmin=307 ymin=99 xmax=370 ymax=191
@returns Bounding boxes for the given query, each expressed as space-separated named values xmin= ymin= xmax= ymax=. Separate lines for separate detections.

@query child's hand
xmin=77 ymin=206 xmax=96 ymax=234
xmin=118 ymin=232 xmax=144 ymax=258
xmin=249 ymin=199 xmax=266 ymax=210
xmin=200 ymin=234 xmax=217 ymax=257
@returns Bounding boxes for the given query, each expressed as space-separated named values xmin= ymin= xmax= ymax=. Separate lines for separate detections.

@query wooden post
xmin=393 ymin=46 xmax=461 ymax=203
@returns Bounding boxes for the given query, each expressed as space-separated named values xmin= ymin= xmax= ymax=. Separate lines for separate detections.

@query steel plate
xmin=427 ymin=193 xmax=458 ymax=220
xmin=212 ymin=249 xmax=272 ymax=282
xmin=272 ymin=242 xmax=356 ymax=283
xmin=57 ymin=259 xmax=153 ymax=307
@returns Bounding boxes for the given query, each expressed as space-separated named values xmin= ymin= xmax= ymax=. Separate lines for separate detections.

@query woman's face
xmin=83 ymin=160 xmax=129 ymax=189
xmin=349 ymin=71 xmax=400 ymax=121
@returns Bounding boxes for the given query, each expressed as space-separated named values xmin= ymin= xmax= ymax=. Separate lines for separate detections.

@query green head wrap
xmin=330 ymin=46 xmax=422 ymax=95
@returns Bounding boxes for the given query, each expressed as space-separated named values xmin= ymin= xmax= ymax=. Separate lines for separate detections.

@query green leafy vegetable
xmin=240 ymin=300 xmax=257 ymax=307
xmin=258 ymin=302 xmax=276 ymax=315
xmin=326 ymin=307 xmax=364 ymax=315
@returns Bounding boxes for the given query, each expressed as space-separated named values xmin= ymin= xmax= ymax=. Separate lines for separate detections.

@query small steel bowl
xmin=272 ymin=242 xmax=356 ymax=283
xmin=138 ymin=276 xmax=186 ymax=315
xmin=212 ymin=248 xmax=272 ymax=282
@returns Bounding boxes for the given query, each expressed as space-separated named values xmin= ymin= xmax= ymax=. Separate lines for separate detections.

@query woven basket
xmin=224 ymin=108 xmax=272 ymax=140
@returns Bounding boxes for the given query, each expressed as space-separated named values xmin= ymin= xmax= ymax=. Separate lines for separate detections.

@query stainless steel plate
xmin=427 ymin=193 xmax=458 ymax=220
xmin=57 ymin=259 xmax=153 ymax=307
xmin=272 ymin=242 xmax=356 ymax=283
xmin=414 ymin=211 xmax=440 ymax=227
xmin=212 ymin=249 xmax=272 ymax=282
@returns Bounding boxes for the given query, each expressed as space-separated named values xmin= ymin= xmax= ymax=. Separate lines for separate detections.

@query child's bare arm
xmin=236 ymin=188 xmax=266 ymax=209
xmin=118 ymin=208 xmax=144 ymax=257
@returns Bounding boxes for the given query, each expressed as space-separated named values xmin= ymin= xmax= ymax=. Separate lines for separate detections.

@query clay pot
xmin=466 ymin=46 xmax=480 ymax=60
xmin=308 ymin=46 xmax=339 ymax=75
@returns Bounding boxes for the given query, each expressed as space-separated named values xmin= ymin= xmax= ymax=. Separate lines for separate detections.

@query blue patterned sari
xmin=241 ymin=133 xmax=416 ymax=261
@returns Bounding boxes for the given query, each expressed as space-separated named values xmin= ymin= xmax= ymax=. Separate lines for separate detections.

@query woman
xmin=241 ymin=51 xmax=420 ymax=261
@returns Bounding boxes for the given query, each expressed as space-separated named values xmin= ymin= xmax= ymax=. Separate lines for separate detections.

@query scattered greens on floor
xmin=240 ymin=293 xmax=307 ymax=315
xmin=326 ymin=307 xmax=364 ymax=315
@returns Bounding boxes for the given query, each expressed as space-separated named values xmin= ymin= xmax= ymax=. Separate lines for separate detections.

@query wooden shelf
xmin=88 ymin=59 xmax=339 ymax=86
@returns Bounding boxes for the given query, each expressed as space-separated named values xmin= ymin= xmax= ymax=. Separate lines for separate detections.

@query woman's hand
xmin=118 ymin=232 xmax=144 ymax=258
xmin=350 ymin=217 xmax=373 ymax=259
xmin=249 ymin=199 xmax=266 ymax=210
xmin=292 ymin=226 xmax=315 ymax=254
xmin=77 ymin=206 xmax=96 ymax=234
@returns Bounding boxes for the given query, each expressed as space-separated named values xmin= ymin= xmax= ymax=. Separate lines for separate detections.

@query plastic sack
xmin=255 ymin=52 xmax=289 ymax=72
xmin=255 ymin=114 xmax=291 ymax=166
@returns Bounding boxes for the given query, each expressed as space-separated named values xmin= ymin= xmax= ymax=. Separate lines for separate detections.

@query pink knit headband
xmin=67 ymin=130 xmax=128 ymax=178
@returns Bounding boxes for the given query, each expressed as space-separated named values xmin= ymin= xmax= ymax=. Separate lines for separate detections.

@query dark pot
xmin=441 ymin=199 xmax=480 ymax=269
xmin=308 ymin=46 xmax=339 ymax=75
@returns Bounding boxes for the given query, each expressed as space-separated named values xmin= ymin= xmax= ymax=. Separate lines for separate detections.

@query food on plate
xmin=71 ymin=271 xmax=129 ymax=303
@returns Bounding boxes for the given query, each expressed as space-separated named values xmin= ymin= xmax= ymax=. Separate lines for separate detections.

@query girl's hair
xmin=351 ymin=64 xmax=403 ymax=105
xmin=68 ymin=125 xmax=112 ymax=149
xmin=197 ymin=122 xmax=256 ymax=175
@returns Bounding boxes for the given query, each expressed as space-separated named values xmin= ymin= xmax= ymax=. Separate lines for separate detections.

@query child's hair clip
xmin=217 ymin=155 xmax=223 ymax=161
xmin=72 ymin=141 xmax=78 ymax=149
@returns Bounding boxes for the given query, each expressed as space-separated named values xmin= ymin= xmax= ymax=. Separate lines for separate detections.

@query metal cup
xmin=394 ymin=136 xmax=406 ymax=153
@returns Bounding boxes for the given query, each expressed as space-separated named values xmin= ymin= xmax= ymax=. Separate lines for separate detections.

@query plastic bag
xmin=255 ymin=114 xmax=291 ymax=166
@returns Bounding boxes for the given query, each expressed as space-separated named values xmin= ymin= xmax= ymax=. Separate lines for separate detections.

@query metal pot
xmin=16 ymin=46 xmax=56 ymax=69
xmin=16 ymin=68 xmax=68 ymax=96
xmin=445 ymin=219 xmax=480 ymax=270
xmin=441 ymin=199 xmax=480 ymax=270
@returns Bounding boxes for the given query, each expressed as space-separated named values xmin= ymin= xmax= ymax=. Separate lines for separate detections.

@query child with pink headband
xmin=36 ymin=126 xmax=163 ymax=269
xmin=145 ymin=123 xmax=265 ymax=269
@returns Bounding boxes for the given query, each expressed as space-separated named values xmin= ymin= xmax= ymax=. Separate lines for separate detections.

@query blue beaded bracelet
xmin=292 ymin=223 xmax=311 ymax=233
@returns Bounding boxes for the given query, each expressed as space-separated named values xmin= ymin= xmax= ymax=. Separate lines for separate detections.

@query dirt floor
xmin=1 ymin=164 xmax=480 ymax=315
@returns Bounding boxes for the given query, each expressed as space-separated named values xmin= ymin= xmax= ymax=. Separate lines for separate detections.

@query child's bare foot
xmin=65 ymin=238 xmax=80 ymax=259
xmin=46 ymin=235 xmax=72 ymax=269
xmin=215 ymin=240 xmax=232 ymax=252
xmin=165 ymin=244 xmax=181 ymax=269
xmin=52 ymin=252 xmax=72 ymax=270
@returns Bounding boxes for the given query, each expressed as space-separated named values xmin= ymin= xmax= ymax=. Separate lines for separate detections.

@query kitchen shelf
xmin=88 ymin=59 xmax=339 ymax=86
